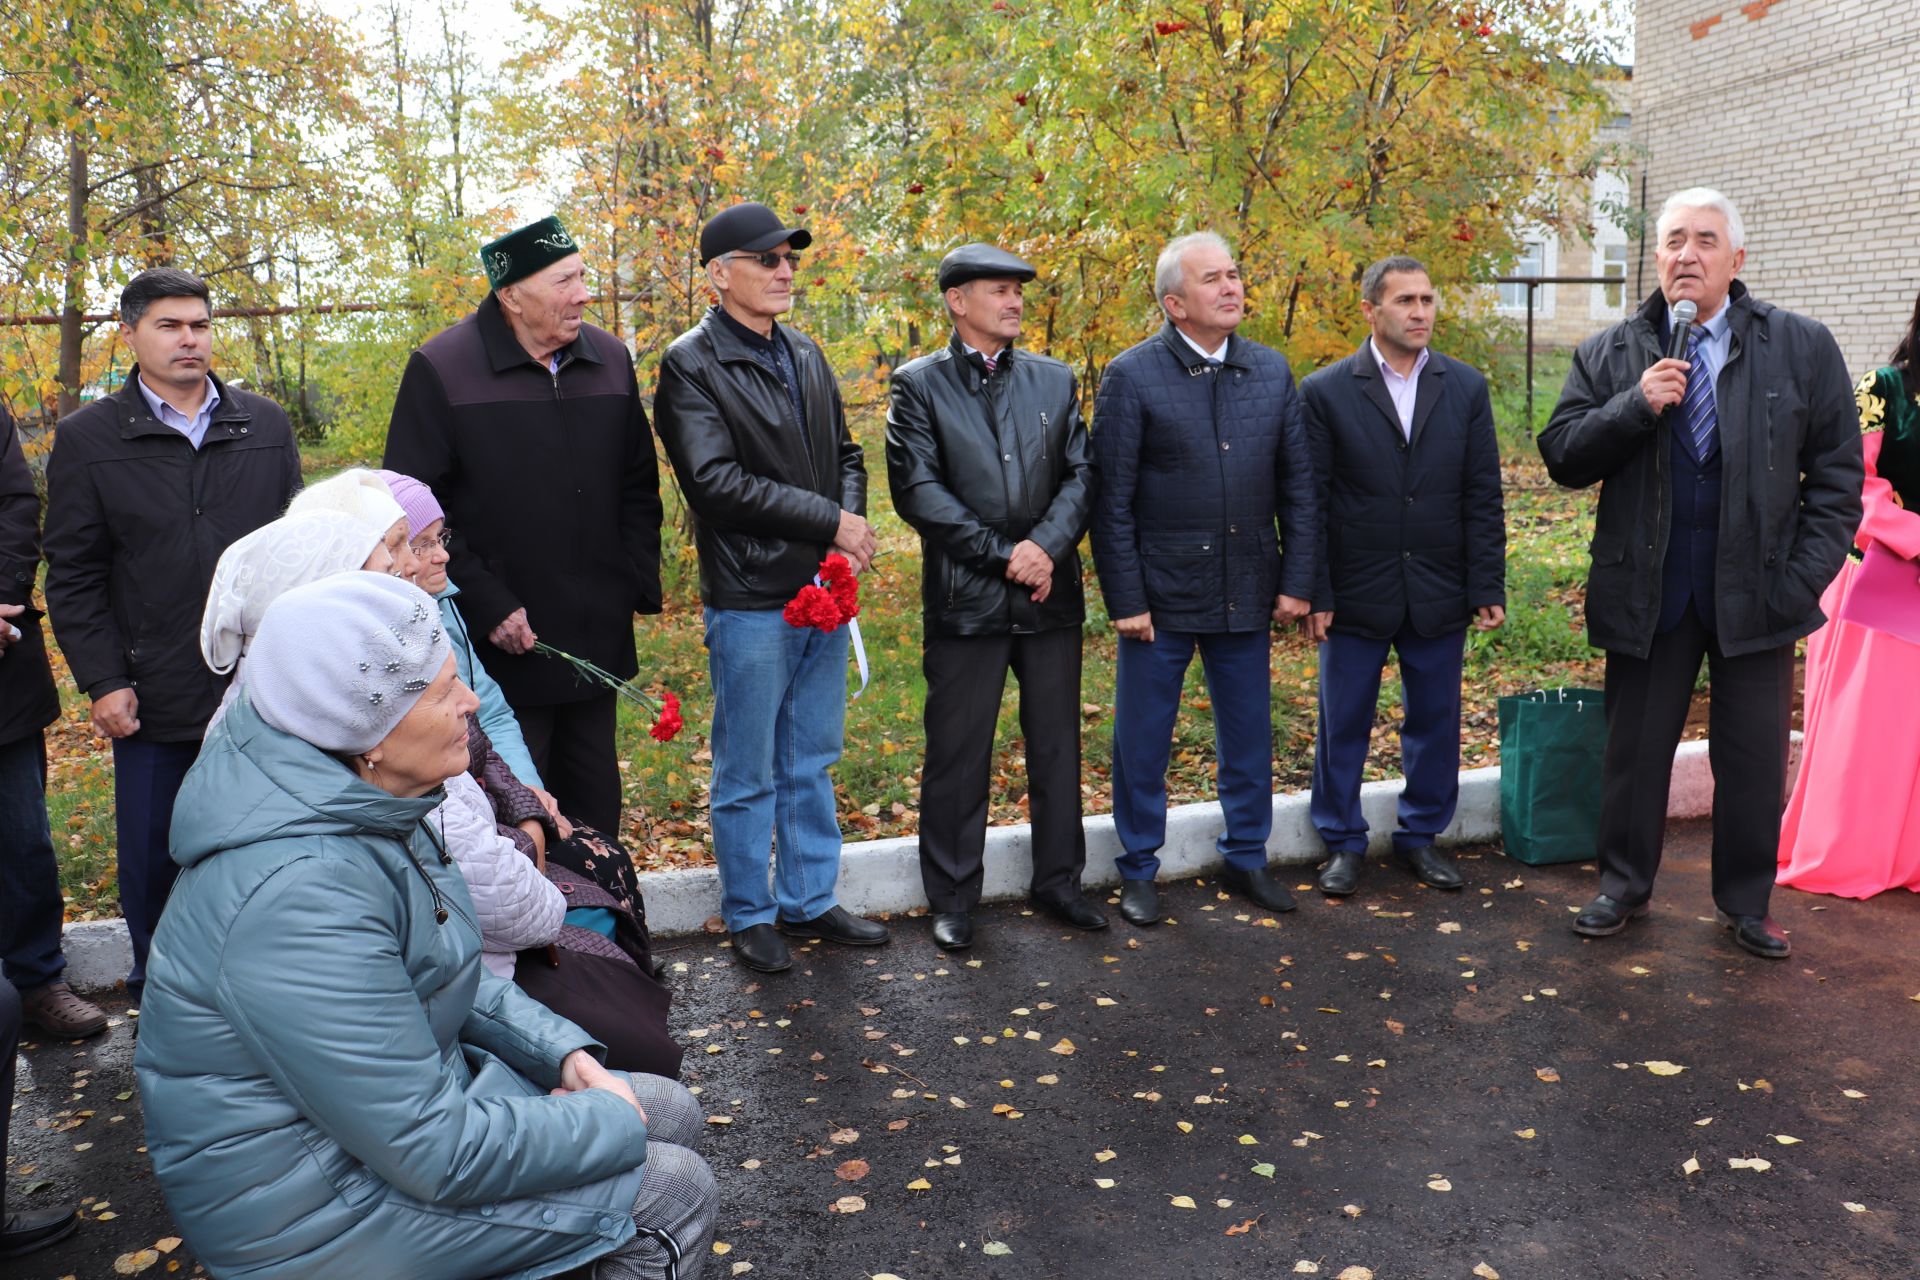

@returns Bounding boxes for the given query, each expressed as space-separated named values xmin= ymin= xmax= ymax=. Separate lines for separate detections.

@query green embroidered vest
xmin=1855 ymin=365 xmax=1920 ymax=507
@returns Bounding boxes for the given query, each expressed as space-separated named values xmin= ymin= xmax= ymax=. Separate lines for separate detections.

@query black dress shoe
xmin=1718 ymin=910 xmax=1790 ymax=959
xmin=1119 ymin=880 xmax=1161 ymax=926
xmin=1219 ymin=864 xmax=1298 ymax=913
xmin=1031 ymin=894 xmax=1109 ymax=931
xmin=1 ymin=1206 xmax=79 ymax=1257
xmin=1393 ymin=844 xmax=1464 ymax=889
xmin=931 ymin=912 xmax=973 ymax=950
xmin=1571 ymin=894 xmax=1648 ymax=937
xmin=776 ymin=904 xmax=891 ymax=947
xmin=730 ymin=923 xmax=792 ymax=973
xmin=1317 ymin=850 xmax=1364 ymax=896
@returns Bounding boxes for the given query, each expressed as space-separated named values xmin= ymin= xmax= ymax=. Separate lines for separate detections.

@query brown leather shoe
xmin=20 ymin=981 xmax=108 ymax=1040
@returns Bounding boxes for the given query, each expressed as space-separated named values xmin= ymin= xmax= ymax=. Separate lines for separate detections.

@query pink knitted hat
xmin=374 ymin=470 xmax=447 ymax=538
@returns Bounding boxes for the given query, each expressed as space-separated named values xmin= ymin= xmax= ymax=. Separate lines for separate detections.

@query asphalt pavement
xmin=10 ymin=818 xmax=1919 ymax=1280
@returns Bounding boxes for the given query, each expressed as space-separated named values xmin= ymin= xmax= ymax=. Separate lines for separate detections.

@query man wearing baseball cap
xmin=384 ymin=216 xmax=663 ymax=837
xmin=654 ymin=202 xmax=886 ymax=973
xmin=886 ymin=245 xmax=1102 ymax=950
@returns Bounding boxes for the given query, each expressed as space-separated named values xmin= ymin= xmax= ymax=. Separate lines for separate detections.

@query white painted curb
xmin=60 ymin=734 xmax=1800 ymax=990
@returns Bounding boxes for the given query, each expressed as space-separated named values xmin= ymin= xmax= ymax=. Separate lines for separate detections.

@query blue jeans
xmin=113 ymin=736 xmax=199 ymax=996
xmin=1110 ymin=628 xmax=1274 ymax=880
xmin=703 ymin=609 xmax=849 ymax=931
xmin=1310 ymin=625 xmax=1466 ymax=855
xmin=0 ymin=732 xmax=66 ymax=991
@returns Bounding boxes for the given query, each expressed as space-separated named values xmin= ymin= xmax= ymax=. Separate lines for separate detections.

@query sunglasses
xmin=727 ymin=250 xmax=802 ymax=269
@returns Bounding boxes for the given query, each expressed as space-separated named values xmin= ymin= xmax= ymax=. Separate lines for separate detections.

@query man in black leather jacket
xmin=653 ymin=202 xmax=888 ymax=973
xmin=885 ymin=245 xmax=1104 ymax=951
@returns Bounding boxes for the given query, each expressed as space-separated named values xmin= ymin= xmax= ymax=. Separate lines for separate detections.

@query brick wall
xmin=1634 ymin=0 xmax=1920 ymax=378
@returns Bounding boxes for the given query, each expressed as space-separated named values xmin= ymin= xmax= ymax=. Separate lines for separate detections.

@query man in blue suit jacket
xmin=1299 ymin=256 xmax=1506 ymax=896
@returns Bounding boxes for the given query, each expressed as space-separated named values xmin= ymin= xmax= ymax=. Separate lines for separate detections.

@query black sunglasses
xmin=728 ymin=250 xmax=802 ymax=269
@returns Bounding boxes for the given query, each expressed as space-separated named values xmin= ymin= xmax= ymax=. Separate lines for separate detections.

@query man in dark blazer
xmin=1541 ymin=188 xmax=1860 ymax=959
xmin=1300 ymin=256 xmax=1506 ymax=897
xmin=887 ymin=244 xmax=1103 ymax=951
xmin=45 ymin=268 xmax=302 ymax=1001
xmin=385 ymin=216 xmax=663 ymax=836
xmin=1090 ymin=231 xmax=1318 ymax=926
xmin=0 ymin=404 xmax=107 ymax=1041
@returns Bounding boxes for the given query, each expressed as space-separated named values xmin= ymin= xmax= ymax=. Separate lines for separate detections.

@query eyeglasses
xmin=727 ymin=250 xmax=802 ymax=270
xmin=409 ymin=528 xmax=454 ymax=555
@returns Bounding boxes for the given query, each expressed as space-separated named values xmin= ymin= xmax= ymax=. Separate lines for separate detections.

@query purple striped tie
xmin=982 ymin=351 xmax=997 ymax=375
xmin=1681 ymin=329 xmax=1717 ymax=459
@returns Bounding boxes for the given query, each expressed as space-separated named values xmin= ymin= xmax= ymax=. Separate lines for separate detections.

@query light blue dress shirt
xmin=1669 ymin=299 xmax=1732 ymax=389
xmin=135 ymin=374 xmax=220 ymax=449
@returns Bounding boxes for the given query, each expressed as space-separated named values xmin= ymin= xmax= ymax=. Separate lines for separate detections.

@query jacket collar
xmin=1634 ymin=278 xmax=1758 ymax=348
xmin=700 ymin=304 xmax=799 ymax=367
xmin=946 ymin=330 xmax=1016 ymax=394
xmin=114 ymin=369 xmax=253 ymax=440
xmin=1349 ymin=340 xmax=1447 ymax=443
xmin=476 ymin=292 xmax=603 ymax=375
xmin=1154 ymin=322 xmax=1249 ymax=372
xmin=225 ymin=695 xmax=444 ymax=841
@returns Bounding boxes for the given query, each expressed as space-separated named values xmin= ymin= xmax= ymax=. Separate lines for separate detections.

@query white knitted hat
xmin=246 ymin=574 xmax=453 ymax=754
xmin=200 ymin=511 xmax=386 ymax=675
xmin=285 ymin=468 xmax=408 ymax=538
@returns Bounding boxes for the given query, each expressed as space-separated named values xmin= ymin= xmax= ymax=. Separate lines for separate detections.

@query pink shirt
xmin=1370 ymin=339 xmax=1429 ymax=439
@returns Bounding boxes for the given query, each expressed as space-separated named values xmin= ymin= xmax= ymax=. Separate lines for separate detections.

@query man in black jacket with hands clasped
xmin=887 ymin=245 xmax=1103 ymax=951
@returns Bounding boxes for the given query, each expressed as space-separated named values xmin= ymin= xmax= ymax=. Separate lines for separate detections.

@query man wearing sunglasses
xmin=654 ymin=202 xmax=886 ymax=973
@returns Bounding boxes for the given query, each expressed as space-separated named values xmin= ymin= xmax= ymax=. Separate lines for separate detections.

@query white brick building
xmin=1632 ymin=0 xmax=1920 ymax=377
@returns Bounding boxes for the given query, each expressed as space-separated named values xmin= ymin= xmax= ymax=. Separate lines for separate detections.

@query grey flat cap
xmin=937 ymin=244 xmax=1037 ymax=291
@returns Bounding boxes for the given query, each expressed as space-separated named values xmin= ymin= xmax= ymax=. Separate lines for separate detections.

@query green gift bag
xmin=1497 ymin=688 xmax=1606 ymax=866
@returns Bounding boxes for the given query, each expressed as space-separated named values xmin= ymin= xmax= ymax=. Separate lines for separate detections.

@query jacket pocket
xmin=1140 ymin=531 xmax=1220 ymax=615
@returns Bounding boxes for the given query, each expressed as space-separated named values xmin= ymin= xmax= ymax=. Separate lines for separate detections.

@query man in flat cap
xmin=886 ymin=245 xmax=1103 ymax=950
xmin=653 ymin=202 xmax=886 ymax=973
xmin=384 ymin=216 xmax=662 ymax=836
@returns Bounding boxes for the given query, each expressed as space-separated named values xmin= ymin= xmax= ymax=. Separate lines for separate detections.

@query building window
xmin=1594 ymin=242 xmax=1629 ymax=316
xmin=1499 ymin=240 xmax=1547 ymax=312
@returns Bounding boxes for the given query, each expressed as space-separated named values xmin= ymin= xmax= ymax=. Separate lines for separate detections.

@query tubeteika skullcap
xmin=480 ymin=216 xmax=581 ymax=290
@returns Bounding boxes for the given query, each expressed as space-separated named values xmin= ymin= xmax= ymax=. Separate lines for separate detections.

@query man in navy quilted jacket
xmin=1090 ymin=232 xmax=1319 ymax=927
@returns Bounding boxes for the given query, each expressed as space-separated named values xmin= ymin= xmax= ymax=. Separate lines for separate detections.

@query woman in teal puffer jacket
xmin=134 ymin=573 xmax=715 ymax=1280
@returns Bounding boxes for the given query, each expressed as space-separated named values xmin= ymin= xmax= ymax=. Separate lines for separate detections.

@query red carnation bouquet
xmin=783 ymin=553 xmax=861 ymax=631
xmin=531 ymin=642 xmax=683 ymax=743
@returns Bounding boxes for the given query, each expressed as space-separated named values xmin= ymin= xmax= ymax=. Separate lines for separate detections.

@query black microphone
xmin=1666 ymin=298 xmax=1698 ymax=361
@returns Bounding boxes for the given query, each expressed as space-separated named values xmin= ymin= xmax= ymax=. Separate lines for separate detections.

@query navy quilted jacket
xmin=1089 ymin=324 xmax=1318 ymax=632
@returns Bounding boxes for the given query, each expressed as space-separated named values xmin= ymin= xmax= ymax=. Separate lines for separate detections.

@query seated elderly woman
xmin=137 ymin=574 xmax=716 ymax=1280
xmin=285 ymin=467 xmax=418 ymax=579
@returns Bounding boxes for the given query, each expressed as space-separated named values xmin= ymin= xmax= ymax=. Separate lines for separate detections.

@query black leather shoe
xmin=730 ymin=923 xmax=792 ymax=973
xmin=1317 ymin=850 xmax=1364 ymax=896
xmin=1 ymin=1206 xmax=79 ymax=1257
xmin=1219 ymin=864 xmax=1298 ymax=913
xmin=1119 ymin=880 xmax=1161 ymax=926
xmin=777 ymin=904 xmax=891 ymax=947
xmin=1031 ymin=894 xmax=1109 ymax=931
xmin=1571 ymin=894 xmax=1648 ymax=937
xmin=1393 ymin=844 xmax=1464 ymax=889
xmin=1718 ymin=910 xmax=1790 ymax=959
xmin=931 ymin=912 xmax=973 ymax=950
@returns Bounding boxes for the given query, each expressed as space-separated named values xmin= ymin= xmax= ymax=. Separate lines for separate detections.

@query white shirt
xmin=1175 ymin=328 xmax=1230 ymax=364
xmin=1370 ymin=338 xmax=1429 ymax=439
xmin=961 ymin=341 xmax=1009 ymax=368
xmin=135 ymin=374 xmax=220 ymax=450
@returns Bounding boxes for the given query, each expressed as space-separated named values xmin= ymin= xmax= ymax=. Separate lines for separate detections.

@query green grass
xmin=49 ymin=402 xmax=1602 ymax=915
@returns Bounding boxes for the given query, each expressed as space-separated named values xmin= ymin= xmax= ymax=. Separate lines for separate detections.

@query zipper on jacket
xmin=1764 ymin=390 xmax=1779 ymax=471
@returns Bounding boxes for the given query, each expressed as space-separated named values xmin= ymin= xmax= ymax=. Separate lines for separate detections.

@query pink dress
xmin=1778 ymin=375 xmax=1920 ymax=898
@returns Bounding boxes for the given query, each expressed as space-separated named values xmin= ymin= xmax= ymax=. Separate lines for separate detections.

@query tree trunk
xmin=57 ymin=129 xmax=88 ymax=417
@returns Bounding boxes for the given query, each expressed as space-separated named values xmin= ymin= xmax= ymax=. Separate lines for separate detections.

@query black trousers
xmin=1596 ymin=604 xmax=1794 ymax=917
xmin=919 ymin=627 xmax=1086 ymax=913
xmin=517 ymin=691 xmax=622 ymax=837
xmin=1 ymin=973 xmax=18 ymax=1220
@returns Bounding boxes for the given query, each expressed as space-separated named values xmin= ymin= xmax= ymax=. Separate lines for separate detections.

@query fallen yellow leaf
xmin=154 ymin=1240 xmax=182 ymax=1255
xmin=906 ymin=1177 xmax=931 ymax=1190
xmin=1844 ymin=1202 xmax=1867 ymax=1213
xmin=1094 ymin=1177 xmax=1116 ymax=1188
xmin=1842 ymin=1089 xmax=1867 ymax=1099
xmin=1513 ymin=1128 xmax=1536 ymax=1140
xmin=1036 ymin=1074 xmax=1059 ymax=1085
xmin=1337 ymin=1268 xmax=1376 ymax=1280
xmin=1237 ymin=1134 xmax=1259 ymax=1145
xmin=1176 ymin=1121 xmax=1194 ymax=1133
xmin=983 ymin=1241 xmax=1012 ymax=1257
xmin=829 ymin=1195 xmax=866 ymax=1213
xmin=1095 ymin=1149 xmax=1117 ymax=1162
xmin=1772 ymin=1135 xmax=1802 ymax=1145
xmin=1642 ymin=1061 xmax=1687 ymax=1076
xmin=1169 ymin=1195 xmax=1197 ymax=1209
xmin=711 ymin=1242 xmax=732 ymax=1256
xmin=1681 ymin=1155 xmax=1701 ymax=1175
xmin=829 ymin=1128 xmax=859 ymax=1144
xmin=1728 ymin=1157 xmax=1773 ymax=1172
xmin=1050 ymin=1038 xmax=1077 ymax=1056
xmin=1536 ymin=1067 xmax=1561 ymax=1083
xmin=113 ymin=1254 xmax=159 ymax=1276
xmin=1427 ymin=1177 xmax=1453 ymax=1192
xmin=1473 ymin=1266 xmax=1501 ymax=1280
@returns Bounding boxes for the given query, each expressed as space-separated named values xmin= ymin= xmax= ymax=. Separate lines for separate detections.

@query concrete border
xmin=58 ymin=736 xmax=1798 ymax=990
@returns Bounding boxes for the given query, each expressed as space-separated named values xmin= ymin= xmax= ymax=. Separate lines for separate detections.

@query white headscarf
xmin=201 ymin=511 xmax=385 ymax=675
xmin=284 ymin=468 xmax=409 ymax=537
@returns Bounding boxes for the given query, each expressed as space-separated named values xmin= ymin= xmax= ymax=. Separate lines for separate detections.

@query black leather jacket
xmin=653 ymin=308 xmax=867 ymax=610
xmin=886 ymin=337 xmax=1094 ymax=636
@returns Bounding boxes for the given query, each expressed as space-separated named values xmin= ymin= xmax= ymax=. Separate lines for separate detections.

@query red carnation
xmin=648 ymin=691 xmax=683 ymax=742
xmin=783 ymin=584 xmax=841 ymax=631
xmin=819 ymin=553 xmax=861 ymax=622
xmin=1154 ymin=20 xmax=1187 ymax=35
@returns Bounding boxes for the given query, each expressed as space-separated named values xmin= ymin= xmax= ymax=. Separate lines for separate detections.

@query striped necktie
xmin=1681 ymin=328 xmax=1718 ymax=460
xmin=981 ymin=351 xmax=998 ymax=375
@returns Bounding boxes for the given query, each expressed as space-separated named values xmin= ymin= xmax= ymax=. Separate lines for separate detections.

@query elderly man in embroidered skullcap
xmin=385 ymin=216 xmax=663 ymax=839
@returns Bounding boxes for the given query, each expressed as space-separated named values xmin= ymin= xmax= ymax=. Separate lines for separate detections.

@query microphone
xmin=1666 ymin=298 xmax=1698 ymax=361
